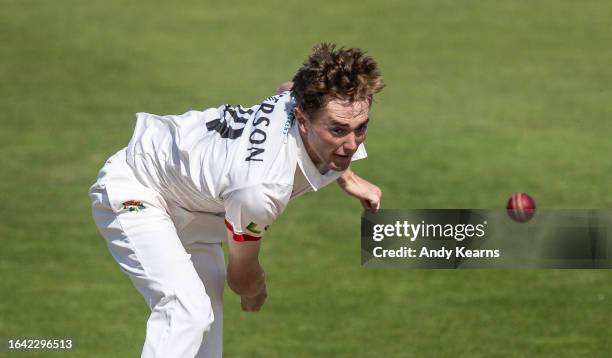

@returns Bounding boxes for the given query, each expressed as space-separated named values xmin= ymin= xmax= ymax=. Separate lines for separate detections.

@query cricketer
xmin=88 ymin=43 xmax=384 ymax=357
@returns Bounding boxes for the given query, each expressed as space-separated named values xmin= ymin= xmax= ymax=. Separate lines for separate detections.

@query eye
xmin=330 ymin=127 xmax=348 ymax=136
xmin=355 ymin=123 xmax=368 ymax=135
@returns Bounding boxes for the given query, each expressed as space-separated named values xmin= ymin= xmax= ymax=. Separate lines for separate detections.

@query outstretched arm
xmin=337 ymin=168 xmax=382 ymax=211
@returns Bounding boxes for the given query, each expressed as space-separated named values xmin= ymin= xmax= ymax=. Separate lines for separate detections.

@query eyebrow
xmin=329 ymin=118 xmax=370 ymax=127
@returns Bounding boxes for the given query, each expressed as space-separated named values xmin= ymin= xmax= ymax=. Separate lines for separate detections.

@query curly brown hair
xmin=291 ymin=43 xmax=385 ymax=118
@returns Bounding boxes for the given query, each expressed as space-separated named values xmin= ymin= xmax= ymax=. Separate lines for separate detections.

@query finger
xmin=360 ymin=199 xmax=369 ymax=209
xmin=371 ymin=189 xmax=381 ymax=212
xmin=241 ymin=297 xmax=264 ymax=312
xmin=276 ymin=81 xmax=293 ymax=94
xmin=361 ymin=199 xmax=374 ymax=210
xmin=241 ymin=298 xmax=252 ymax=311
xmin=243 ymin=304 xmax=262 ymax=312
xmin=242 ymin=303 xmax=257 ymax=312
xmin=362 ymin=198 xmax=380 ymax=212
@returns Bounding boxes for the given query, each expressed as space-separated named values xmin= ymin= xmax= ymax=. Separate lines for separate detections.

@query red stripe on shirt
xmin=224 ymin=219 xmax=261 ymax=242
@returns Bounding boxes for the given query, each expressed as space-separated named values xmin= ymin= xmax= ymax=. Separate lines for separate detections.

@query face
xmin=295 ymin=99 xmax=370 ymax=172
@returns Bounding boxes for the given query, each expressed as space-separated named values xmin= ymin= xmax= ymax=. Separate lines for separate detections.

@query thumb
xmin=361 ymin=198 xmax=380 ymax=212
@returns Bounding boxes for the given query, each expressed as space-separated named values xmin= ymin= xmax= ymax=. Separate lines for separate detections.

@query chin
xmin=329 ymin=161 xmax=350 ymax=172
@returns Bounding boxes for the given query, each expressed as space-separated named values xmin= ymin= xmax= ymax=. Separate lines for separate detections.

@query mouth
xmin=328 ymin=153 xmax=352 ymax=171
xmin=333 ymin=153 xmax=351 ymax=164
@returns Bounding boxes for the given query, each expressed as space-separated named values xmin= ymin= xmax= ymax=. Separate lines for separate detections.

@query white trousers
xmin=89 ymin=149 xmax=226 ymax=358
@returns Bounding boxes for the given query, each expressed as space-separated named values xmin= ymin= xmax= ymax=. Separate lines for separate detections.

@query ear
xmin=294 ymin=106 xmax=309 ymax=134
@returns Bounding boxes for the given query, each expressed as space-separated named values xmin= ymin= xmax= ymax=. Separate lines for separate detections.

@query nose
xmin=343 ymin=132 xmax=358 ymax=152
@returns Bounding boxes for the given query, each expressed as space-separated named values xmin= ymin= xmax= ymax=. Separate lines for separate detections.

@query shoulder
xmin=228 ymin=93 xmax=298 ymax=185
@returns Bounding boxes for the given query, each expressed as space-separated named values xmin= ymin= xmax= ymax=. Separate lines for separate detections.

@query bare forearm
xmin=337 ymin=167 xmax=356 ymax=187
xmin=336 ymin=167 xmax=382 ymax=211
xmin=225 ymin=232 xmax=268 ymax=311
xmin=227 ymin=261 xmax=266 ymax=297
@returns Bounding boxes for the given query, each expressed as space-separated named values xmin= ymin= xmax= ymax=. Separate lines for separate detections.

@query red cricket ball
xmin=506 ymin=192 xmax=536 ymax=222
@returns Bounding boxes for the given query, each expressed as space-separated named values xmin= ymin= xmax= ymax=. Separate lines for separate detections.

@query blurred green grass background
xmin=1 ymin=0 xmax=611 ymax=356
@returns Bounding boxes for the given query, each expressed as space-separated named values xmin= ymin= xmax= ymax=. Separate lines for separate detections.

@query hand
xmin=276 ymin=81 xmax=293 ymax=94
xmin=337 ymin=169 xmax=382 ymax=211
xmin=241 ymin=285 xmax=267 ymax=312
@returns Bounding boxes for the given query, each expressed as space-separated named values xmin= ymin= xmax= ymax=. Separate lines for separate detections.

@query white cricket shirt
xmin=125 ymin=92 xmax=367 ymax=241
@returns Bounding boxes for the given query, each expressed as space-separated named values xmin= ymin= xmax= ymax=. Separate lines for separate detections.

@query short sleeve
xmin=223 ymin=184 xmax=291 ymax=241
